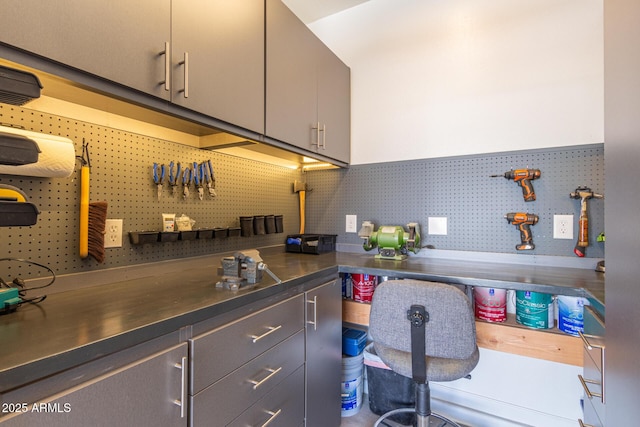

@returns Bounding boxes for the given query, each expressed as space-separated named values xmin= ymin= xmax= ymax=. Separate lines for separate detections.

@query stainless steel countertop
xmin=0 ymin=247 xmax=604 ymax=393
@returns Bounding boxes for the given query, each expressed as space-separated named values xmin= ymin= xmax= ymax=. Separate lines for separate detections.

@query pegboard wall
xmin=0 ymin=104 xmax=302 ymax=278
xmin=306 ymin=145 xmax=605 ymax=259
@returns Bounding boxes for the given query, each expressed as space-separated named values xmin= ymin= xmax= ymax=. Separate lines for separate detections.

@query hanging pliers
xmin=153 ymin=163 xmax=166 ymax=200
xmin=168 ymin=161 xmax=181 ymax=197
xmin=182 ymin=165 xmax=191 ymax=199
xmin=193 ymin=162 xmax=204 ymax=200
xmin=206 ymin=160 xmax=217 ymax=197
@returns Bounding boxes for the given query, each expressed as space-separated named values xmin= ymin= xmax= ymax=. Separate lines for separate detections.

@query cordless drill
xmin=505 ymin=212 xmax=538 ymax=250
xmin=491 ymin=169 xmax=541 ymax=202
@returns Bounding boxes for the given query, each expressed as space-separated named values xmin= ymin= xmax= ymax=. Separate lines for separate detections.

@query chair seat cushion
xmin=374 ymin=342 xmax=480 ymax=382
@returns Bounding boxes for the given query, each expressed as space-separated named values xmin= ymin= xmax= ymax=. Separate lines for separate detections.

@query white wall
xmin=309 ymin=0 xmax=604 ymax=165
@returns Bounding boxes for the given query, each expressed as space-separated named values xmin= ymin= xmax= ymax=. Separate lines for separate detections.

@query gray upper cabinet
xmin=0 ymin=0 xmax=172 ymax=100
xmin=171 ymin=0 xmax=265 ymax=134
xmin=266 ymin=0 xmax=351 ymax=163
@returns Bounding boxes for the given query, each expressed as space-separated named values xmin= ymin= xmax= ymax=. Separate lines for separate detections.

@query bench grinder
xmin=358 ymin=221 xmax=421 ymax=260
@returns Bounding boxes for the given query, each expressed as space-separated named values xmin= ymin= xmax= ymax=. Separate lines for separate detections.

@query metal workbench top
xmin=0 ymin=247 xmax=604 ymax=393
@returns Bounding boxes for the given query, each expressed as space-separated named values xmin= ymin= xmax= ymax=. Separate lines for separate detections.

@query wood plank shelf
xmin=342 ymin=299 xmax=583 ymax=366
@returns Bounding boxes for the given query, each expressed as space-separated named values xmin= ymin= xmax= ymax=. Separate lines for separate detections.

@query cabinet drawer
xmin=228 ymin=365 xmax=305 ymax=427
xmin=190 ymin=294 xmax=304 ymax=394
xmin=190 ymin=330 xmax=305 ymax=427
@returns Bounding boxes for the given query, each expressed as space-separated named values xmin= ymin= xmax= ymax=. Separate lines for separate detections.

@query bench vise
xmin=216 ymin=249 xmax=281 ymax=291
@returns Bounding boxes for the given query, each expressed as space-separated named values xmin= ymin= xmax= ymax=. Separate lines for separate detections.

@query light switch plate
xmin=346 ymin=215 xmax=357 ymax=233
xmin=428 ymin=217 xmax=448 ymax=235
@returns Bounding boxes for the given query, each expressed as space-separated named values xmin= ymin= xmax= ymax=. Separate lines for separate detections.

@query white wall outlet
xmin=346 ymin=215 xmax=358 ymax=233
xmin=553 ymin=215 xmax=574 ymax=239
xmin=105 ymin=219 xmax=123 ymax=248
xmin=428 ymin=217 xmax=448 ymax=235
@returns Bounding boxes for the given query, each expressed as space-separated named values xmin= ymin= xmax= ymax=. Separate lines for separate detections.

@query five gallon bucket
xmin=341 ymin=352 xmax=364 ymax=417
xmin=474 ymin=287 xmax=507 ymax=322
xmin=557 ymin=296 xmax=589 ymax=336
xmin=515 ymin=291 xmax=554 ymax=329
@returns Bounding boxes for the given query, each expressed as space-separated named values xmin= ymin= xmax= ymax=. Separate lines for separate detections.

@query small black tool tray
xmin=286 ymin=234 xmax=336 ymax=254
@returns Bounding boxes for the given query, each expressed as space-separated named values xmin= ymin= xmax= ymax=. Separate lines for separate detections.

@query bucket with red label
xmin=351 ymin=274 xmax=377 ymax=303
xmin=473 ymin=287 xmax=507 ymax=322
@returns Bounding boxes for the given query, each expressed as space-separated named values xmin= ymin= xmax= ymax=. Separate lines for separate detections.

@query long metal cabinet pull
xmin=248 ymin=367 xmax=282 ymax=390
xmin=179 ymin=52 xmax=189 ymax=98
xmin=321 ymin=123 xmax=326 ymax=149
xmin=250 ymin=325 xmax=282 ymax=343
xmin=173 ymin=356 xmax=187 ymax=418
xmin=311 ymin=122 xmax=321 ymax=148
xmin=159 ymin=42 xmax=170 ymax=91
xmin=307 ymin=296 xmax=317 ymax=330
xmin=577 ymin=330 xmax=605 ymax=403
xmin=258 ymin=409 xmax=282 ymax=427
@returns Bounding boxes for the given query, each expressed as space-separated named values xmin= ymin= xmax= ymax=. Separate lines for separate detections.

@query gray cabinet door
xmin=317 ymin=46 xmax=351 ymax=163
xmin=0 ymin=0 xmax=172 ymax=100
xmin=171 ymin=0 xmax=265 ymax=134
xmin=266 ymin=0 xmax=350 ymax=164
xmin=265 ymin=0 xmax=318 ymax=150
xmin=0 ymin=343 xmax=188 ymax=427
xmin=305 ymin=280 xmax=342 ymax=427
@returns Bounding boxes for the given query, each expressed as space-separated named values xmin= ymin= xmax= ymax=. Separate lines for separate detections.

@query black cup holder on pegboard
xmin=285 ymin=234 xmax=336 ymax=254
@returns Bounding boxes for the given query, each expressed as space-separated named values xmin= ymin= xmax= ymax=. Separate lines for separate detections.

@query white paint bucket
xmin=557 ymin=295 xmax=590 ymax=336
xmin=341 ymin=352 xmax=364 ymax=417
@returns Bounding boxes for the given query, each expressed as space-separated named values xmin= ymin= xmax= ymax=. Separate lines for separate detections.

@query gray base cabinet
xmin=579 ymin=305 xmax=605 ymax=427
xmin=305 ymin=280 xmax=342 ymax=427
xmin=0 ymin=342 xmax=188 ymax=427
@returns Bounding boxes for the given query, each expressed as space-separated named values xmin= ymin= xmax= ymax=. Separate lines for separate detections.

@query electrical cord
xmin=0 ymin=258 xmax=55 ymax=307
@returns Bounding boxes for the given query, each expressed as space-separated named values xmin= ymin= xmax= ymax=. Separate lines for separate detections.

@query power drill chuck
xmin=505 ymin=212 xmax=538 ymax=251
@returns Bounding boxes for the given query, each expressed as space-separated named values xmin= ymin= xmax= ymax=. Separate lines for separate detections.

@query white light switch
xmin=428 ymin=217 xmax=447 ymax=235
xmin=346 ymin=215 xmax=357 ymax=233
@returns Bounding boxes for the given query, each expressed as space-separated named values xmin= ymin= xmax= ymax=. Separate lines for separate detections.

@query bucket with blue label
xmin=557 ymin=295 xmax=589 ymax=336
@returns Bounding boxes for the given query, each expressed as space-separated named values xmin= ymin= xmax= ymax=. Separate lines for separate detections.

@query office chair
xmin=369 ymin=279 xmax=479 ymax=427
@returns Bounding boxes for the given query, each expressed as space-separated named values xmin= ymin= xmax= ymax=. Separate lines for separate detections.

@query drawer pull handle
xmin=249 ymin=367 xmax=282 ymax=390
xmin=251 ymin=325 xmax=282 ymax=343
xmin=578 ymin=331 xmax=604 ymax=351
xmin=259 ymin=409 xmax=282 ymax=427
xmin=173 ymin=356 xmax=187 ymax=418
xmin=578 ymin=374 xmax=603 ymax=400
xmin=307 ymin=296 xmax=317 ymax=331
xmin=578 ymin=419 xmax=595 ymax=427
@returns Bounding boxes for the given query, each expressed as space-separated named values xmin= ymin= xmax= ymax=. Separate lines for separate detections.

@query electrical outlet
xmin=428 ymin=217 xmax=448 ymax=235
xmin=105 ymin=219 xmax=123 ymax=248
xmin=553 ymin=215 xmax=573 ymax=239
xmin=346 ymin=215 xmax=357 ymax=233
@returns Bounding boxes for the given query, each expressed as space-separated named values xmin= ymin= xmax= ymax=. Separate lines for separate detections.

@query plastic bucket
xmin=557 ymin=296 xmax=590 ymax=336
xmin=474 ymin=287 xmax=507 ymax=322
xmin=515 ymin=291 xmax=554 ymax=329
xmin=351 ymin=274 xmax=377 ymax=303
xmin=341 ymin=353 xmax=364 ymax=417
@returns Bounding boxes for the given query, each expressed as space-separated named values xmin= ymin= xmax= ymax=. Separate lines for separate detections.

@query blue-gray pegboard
xmin=0 ymin=103 xmax=302 ymax=278
xmin=306 ymin=144 xmax=604 ymax=258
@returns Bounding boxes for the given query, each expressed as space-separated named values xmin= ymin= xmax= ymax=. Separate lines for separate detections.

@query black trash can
xmin=364 ymin=343 xmax=416 ymax=425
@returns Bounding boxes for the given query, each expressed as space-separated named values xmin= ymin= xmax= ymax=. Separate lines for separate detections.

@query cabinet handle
xmin=250 ymin=325 xmax=282 ymax=343
xmin=159 ymin=41 xmax=170 ymax=91
xmin=248 ymin=367 xmax=282 ymax=390
xmin=179 ymin=52 xmax=189 ymax=98
xmin=312 ymin=122 xmax=321 ymax=148
xmin=321 ymin=123 xmax=326 ymax=149
xmin=307 ymin=296 xmax=317 ymax=330
xmin=257 ymin=409 xmax=282 ymax=427
xmin=578 ymin=420 xmax=595 ymax=427
xmin=173 ymin=356 xmax=187 ymax=418
xmin=577 ymin=331 xmax=604 ymax=351
xmin=577 ymin=330 xmax=606 ymax=403
xmin=578 ymin=374 xmax=603 ymax=401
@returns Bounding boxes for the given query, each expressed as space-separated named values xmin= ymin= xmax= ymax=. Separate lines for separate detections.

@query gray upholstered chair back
xmin=370 ymin=280 xmax=477 ymax=361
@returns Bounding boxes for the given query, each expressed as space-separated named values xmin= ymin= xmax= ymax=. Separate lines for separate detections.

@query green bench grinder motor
xmin=358 ymin=221 xmax=421 ymax=260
